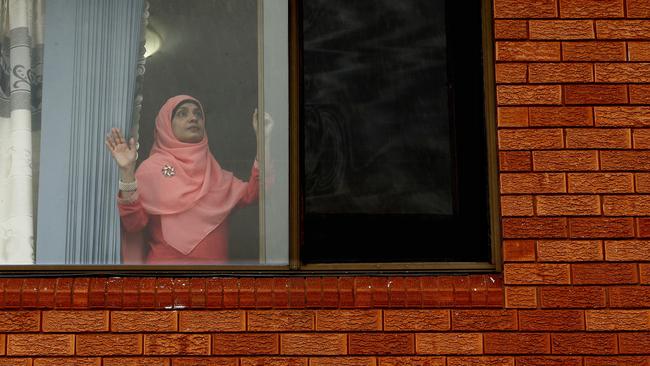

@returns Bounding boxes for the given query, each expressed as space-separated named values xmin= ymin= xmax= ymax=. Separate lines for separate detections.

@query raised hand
xmin=105 ymin=128 xmax=137 ymax=173
xmin=252 ymin=108 xmax=274 ymax=138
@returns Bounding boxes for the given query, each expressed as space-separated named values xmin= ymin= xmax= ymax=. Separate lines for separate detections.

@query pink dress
xmin=118 ymin=164 xmax=259 ymax=264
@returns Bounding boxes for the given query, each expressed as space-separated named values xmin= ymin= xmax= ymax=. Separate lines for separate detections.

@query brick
xmin=497 ymin=107 xmax=529 ymax=127
xmin=494 ymin=0 xmax=557 ymax=18
xmin=495 ymin=20 xmax=528 ymax=39
xmin=537 ymin=240 xmax=603 ymax=261
xmin=0 ymin=311 xmax=39 ymax=332
xmin=415 ymin=333 xmax=482 ymax=355
xmin=505 ymin=287 xmax=537 ymax=308
xmin=316 ymin=310 xmax=380 ymax=331
xmin=609 ymin=286 xmax=650 ymax=307
xmin=497 ymin=42 xmax=561 ymax=62
xmin=631 ymin=85 xmax=650 ymax=104
xmin=499 ymin=129 xmax=564 ymax=150
xmin=629 ymin=42 xmax=650 ymax=61
xmin=530 ymin=106 xmax=593 ymax=127
xmin=350 ymin=333 xmax=413 ymax=355
xmin=496 ymin=64 xmax=527 ymax=84
xmin=504 ymin=263 xmax=571 ymax=284
xmin=551 ymin=333 xmax=617 ymax=355
xmin=585 ymin=356 xmax=650 ymax=366
xmin=602 ymin=151 xmax=650 ymax=171
xmin=379 ymin=357 xmax=445 ymax=366
xmin=248 ymin=310 xmax=313 ymax=332
xmin=447 ymin=357 xmax=513 ymax=366
xmin=500 ymin=173 xmax=566 ymax=194
xmin=540 ymin=286 xmax=606 ymax=308
xmin=484 ymin=333 xmax=550 ymax=354
xmin=559 ymin=0 xmax=624 ymax=18
xmin=500 ymin=151 xmax=532 ymax=172
xmin=42 ymin=310 xmax=108 ymax=332
xmin=179 ymin=310 xmax=245 ymax=332
xmin=596 ymin=107 xmax=650 ymax=127
xmin=145 ymin=334 xmax=210 ymax=355
xmin=0 ymin=359 xmax=30 ymax=366
xmin=103 ymin=358 xmax=170 ymax=366
xmin=519 ymin=310 xmax=585 ymax=331
xmin=172 ymin=358 xmax=238 ymax=366
xmin=604 ymin=195 xmax=650 ymax=215
xmin=33 ymin=359 xmax=100 ymax=366
xmin=596 ymin=63 xmax=650 ymax=83
xmin=451 ymin=310 xmax=517 ymax=331
xmin=7 ymin=334 xmax=73 ymax=356
xmin=605 ymin=240 xmax=650 ymax=261
xmin=529 ymin=20 xmax=594 ymax=40
xmin=635 ymin=130 xmax=650 ymax=151
xmin=619 ymin=332 xmax=650 ymax=354
xmin=497 ymin=85 xmax=562 ymax=105
xmin=501 ymin=196 xmax=534 ymax=216
xmin=569 ymin=173 xmax=633 ymax=194
xmin=567 ymin=129 xmax=630 ymax=150
xmin=112 ymin=311 xmax=177 ymax=332
xmin=597 ymin=20 xmax=650 ymax=39
xmin=569 ymin=217 xmax=634 ymax=238
xmin=638 ymin=173 xmax=650 ymax=192
xmin=213 ymin=334 xmax=278 ymax=355
xmin=503 ymin=240 xmax=536 ymax=261
xmin=240 ymin=359 xmax=305 ymax=366
xmin=517 ymin=356 xmax=583 ymax=366
xmin=503 ymin=217 xmax=568 ymax=238
xmin=564 ymin=84 xmax=628 ymax=105
xmin=562 ymin=41 xmax=626 ymax=61
xmin=309 ymin=357 xmax=375 ymax=366
xmin=76 ymin=334 xmax=142 ymax=356
xmin=572 ymin=263 xmax=639 ymax=284
xmin=383 ymin=310 xmax=449 ymax=331
xmin=628 ymin=0 xmax=650 ymax=17
xmin=639 ymin=219 xmax=650 ymax=238
xmin=586 ymin=310 xmax=650 ymax=330
xmin=533 ymin=150 xmax=599 ymax=171
xmin=279 ymin=334 xmax=347 ymax=355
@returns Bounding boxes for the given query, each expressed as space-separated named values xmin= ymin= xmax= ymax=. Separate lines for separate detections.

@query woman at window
xmin=105 ymin=95 xmax=265 ymax=264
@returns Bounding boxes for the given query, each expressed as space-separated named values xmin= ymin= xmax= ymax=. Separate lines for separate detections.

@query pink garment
xmin=118 ymin=94 xmax=260 ymax=264
xmin=118 ymin=164 xmax=258 ymax=264
xmin=136 ymin=95 xmax=252 ymax=255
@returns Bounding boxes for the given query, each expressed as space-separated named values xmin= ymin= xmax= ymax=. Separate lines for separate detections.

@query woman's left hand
xmin=252 ymin=108 xmax=274 ymax=138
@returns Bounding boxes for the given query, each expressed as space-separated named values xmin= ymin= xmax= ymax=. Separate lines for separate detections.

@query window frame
xmin=1 ymin=0 xmax=500 ymax=273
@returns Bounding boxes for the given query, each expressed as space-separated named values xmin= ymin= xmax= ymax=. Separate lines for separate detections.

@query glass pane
xmin=6 ymin=0 xmax=290 ymax=266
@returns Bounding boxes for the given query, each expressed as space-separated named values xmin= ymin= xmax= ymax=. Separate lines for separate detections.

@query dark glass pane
xmin=300 ymin=0 xmax=491 ymax=263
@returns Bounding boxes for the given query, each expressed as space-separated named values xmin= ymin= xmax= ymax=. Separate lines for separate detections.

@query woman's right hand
xmin=105 ymin=128 xmax=137 ymax=174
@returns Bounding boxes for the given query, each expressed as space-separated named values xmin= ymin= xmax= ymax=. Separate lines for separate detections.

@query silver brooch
xmin=162 ymin=164 xmax=175 ymax=177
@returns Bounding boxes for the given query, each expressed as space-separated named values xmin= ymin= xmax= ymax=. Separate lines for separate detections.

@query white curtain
xmin=0 ymin=0 xmax=42 ymax=264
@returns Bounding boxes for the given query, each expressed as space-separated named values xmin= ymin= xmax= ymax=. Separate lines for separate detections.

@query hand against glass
xmin=105 ymin=128 xmax=137 ymax=174
xmin=252 ymin=108 xmax=274 ymax=138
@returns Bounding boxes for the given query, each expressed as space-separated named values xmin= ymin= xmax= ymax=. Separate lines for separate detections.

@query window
xmin=296 ymin=0 xmax=500 ymax=269
xmin=0 ymin=0 xmax=498 ymax=270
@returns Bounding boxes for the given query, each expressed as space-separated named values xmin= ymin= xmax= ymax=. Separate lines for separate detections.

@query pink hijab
xmin=135 ymin=95 xmax=249 ymax=254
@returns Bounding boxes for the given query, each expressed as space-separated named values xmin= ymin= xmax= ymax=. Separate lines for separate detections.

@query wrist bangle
xmin=119 ymin=179 xmax=137 ymax=192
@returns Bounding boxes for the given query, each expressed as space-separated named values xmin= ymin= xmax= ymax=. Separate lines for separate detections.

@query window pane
xmin=301 ymin=0 xmax=491 ymax=263
xmin=16 ymin=0 xmax=289 ymax=266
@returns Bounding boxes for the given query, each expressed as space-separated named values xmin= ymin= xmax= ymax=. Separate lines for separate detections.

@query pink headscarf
xmin=135 ymin=95 xmax=249 ymax=254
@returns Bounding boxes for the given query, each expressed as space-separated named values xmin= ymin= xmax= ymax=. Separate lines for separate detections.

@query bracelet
xmin=119 ymin=179 xmax=137 ymax=192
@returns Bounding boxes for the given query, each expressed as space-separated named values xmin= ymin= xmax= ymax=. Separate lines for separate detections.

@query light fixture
xmin=144 ymin=25 xmax=162 ymax=58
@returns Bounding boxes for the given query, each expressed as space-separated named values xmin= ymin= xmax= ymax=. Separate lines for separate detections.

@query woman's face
xmin=171 ymin=101 xmax=205 ymax=143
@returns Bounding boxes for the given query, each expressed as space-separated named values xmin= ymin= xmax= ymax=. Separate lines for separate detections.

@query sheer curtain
xmin=0 ymin=0 xmax=42 ymax=264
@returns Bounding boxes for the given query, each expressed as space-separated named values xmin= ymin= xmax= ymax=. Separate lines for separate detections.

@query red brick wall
xmin=2 ymin=0 xmax=650 ymax=364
